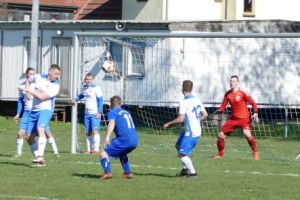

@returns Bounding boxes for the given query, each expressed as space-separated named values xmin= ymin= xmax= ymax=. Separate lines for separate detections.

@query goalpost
xmin=70 ymin=31 xmax=300 ymax=154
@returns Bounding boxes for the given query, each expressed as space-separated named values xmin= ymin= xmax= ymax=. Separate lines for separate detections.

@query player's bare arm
xmin=103 ymin=120 xmax=115 ymax=147
xmin=163 ymin=114 xmax=184 ymax=129
xmin=20 ymin=87 xmax=51 ymax=101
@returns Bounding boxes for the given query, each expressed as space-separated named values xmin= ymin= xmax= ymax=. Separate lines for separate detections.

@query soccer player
xmin=100 ymin=95 xmax=138 ymax=180
xmin=164 ymin=80 xmax=208 ymax=178
xmin=74 ymin=73 xmax=103 ymax=154
xmin=213 ymin=75 xmax=260 ymax=160
xmin=20 ymin=64 xmax=61 ymax=166
xmin=13 ymin=67 xmax=36 ymax=157
xmin=14 ymin=68 xmax=60 ymax=157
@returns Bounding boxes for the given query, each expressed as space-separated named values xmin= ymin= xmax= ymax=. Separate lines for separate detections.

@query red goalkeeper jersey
xmin=219 ymin=89 xmax=258 ymax=119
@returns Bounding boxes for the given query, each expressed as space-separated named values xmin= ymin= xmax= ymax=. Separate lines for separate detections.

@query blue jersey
xmin=108 ymin=107 xmax=138 ymax=145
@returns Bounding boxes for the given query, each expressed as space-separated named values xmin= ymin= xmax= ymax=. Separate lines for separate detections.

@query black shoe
xmin=176 ymin=168 xmax=189 ymax=177
xmin=186 ymin=173 xmax=198 ymax=178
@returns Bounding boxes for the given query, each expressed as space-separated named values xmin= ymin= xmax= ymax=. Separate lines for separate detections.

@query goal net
xmin=71 ymin=32 xmax=300 ymax=153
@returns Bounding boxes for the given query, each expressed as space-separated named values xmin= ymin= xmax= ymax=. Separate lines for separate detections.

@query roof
xmin=75 ymin=0 xmax=121 ymax=20
xmin=2 ymin=0 xmax=78 ymax=8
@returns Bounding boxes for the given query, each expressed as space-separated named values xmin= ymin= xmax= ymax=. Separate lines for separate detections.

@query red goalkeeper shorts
xmin=221 ymin=117 xmax=251 ymax=136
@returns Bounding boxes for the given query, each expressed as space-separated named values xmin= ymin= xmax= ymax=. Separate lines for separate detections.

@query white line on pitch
xmin=0 ymin=194 xmax=63 ymax=200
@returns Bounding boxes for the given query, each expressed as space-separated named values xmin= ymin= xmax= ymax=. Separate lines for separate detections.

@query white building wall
xmin=166 ymin=0 xmax=222 ymax=21
xmin=1 ymin=30 xmax=31 ymax=99
xmin=167 ymin=37 xmax=300 ymax=105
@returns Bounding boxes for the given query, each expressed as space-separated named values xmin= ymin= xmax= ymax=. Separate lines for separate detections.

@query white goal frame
xmin=71 ymin=31 xmax=300 ymax=154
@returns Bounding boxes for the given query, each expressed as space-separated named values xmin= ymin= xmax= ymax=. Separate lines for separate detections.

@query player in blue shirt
xmin=100 ymin=95 xmax=138 ymax=180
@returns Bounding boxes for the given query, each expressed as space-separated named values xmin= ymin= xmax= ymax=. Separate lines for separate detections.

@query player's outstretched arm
xmin=163 ymin=114 xmax=184 ymax=129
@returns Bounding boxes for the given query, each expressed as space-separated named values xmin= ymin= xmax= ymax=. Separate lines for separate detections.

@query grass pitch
xmin=0 ymin=116 xmax=299 ymax=200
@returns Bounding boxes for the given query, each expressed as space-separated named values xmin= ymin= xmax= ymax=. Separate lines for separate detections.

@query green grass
xmin=0 ymin=116 xmax=300 ymax=200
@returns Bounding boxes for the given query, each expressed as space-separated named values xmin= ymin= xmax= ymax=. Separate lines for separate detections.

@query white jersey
xmin=79 ymin=83 xmax=103 ymax=114
xmin=18 ymin=82 xmax=35 ymax=111
xmin=31 ymin=74 xmax=60 ymax=111
xmin=179 ymin=96 xmax=205 ymax=137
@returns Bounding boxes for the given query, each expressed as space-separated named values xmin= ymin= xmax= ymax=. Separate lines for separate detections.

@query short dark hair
xmin=85 ymin=73 xmax=93 ymax=78
xmin=110 ymin=95 xmax=122 ymax=108
xmin=50 ymin=64 xmax=61 ymax=71
xmin=25 ymin=67 xmax=35 ymax=74
xmin=230 ymin=75 xmax=239 ymax=81
xmin=182 ymin=80 xmax=193 ymax=92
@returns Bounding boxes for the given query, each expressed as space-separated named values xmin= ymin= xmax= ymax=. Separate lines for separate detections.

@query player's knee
xmin=92 ymin=131 xmax=99 ymax=136
xmin=37 ymin=127 xmax=46 ymax=136
xmin=17 ymin=131 xmax=25 ymax=138
xmin=218 ymin=131 xmax=226 ymax=139
xmin=242 ymin=129 xmax=252 ymax=138
xmin=177 ymin=153 xmax=184 ymax=158
xmin=100 ymin=151 xmax=108 ymax=158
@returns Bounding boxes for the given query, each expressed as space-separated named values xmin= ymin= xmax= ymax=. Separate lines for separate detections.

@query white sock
xmin=16 ymin=138 xmax=24 ymax=155
xmin=38 ymin=137 xmax=47 ymax=157
xmin=48 ymin=137 xmax=59 ymax=155
xmin=93 ymin=134 xmax=100 ymax=152
xmin=30 ymin=143 xmax=38 ymax=158
xmin=180 ymin=156 xmax=196 ymax=174
xmin=86 ymin=136 xmax=93 ymax=152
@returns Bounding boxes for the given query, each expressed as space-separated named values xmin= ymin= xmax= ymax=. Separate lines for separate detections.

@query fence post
xmin=284 ymin=107 xmax=288 ymax=138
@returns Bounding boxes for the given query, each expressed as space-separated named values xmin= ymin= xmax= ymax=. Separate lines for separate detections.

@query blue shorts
xmin=105 ymin=138 xmax=137 ymax=158
xmin=19 ymin=110 xmax=31 ymax=131
xmin=84 ymin=114 xmax=101 ymax=133
xmin=26 ymin=110 xmax=53 ymax=135
xmin=176 ymin=132 xmax=200 ymax=156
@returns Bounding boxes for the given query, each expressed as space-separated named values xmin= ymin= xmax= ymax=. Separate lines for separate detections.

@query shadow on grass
xmin=73 ymin=172 xmax=176 ymax=179
xmin=134 ymin=172 xmax=176 ymax=178
xmin=73 ymin=173 xmax=100 ymax=179
xmin=0 ymin=160 xmax=32 ymax=168
xmin=0 ymin=153 xmax=14 ymax=157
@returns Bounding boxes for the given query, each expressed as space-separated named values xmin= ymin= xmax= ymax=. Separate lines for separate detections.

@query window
xmin=24 ymin=13 xmax=31 ymax=21
xmin=109 ymin=38 xmax=145 ymax=78
xmin=125 ymin=40 xmax=145 ymax=78
xmin=243 ymin=0 xmax=255 ymax=17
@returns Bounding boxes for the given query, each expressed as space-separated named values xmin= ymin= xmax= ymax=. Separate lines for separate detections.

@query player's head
xmin=229 ymin=75 xmax=239 ymax=89
xmin=182 ymin=80 xmax=193 ymax=95
xmin=25 ymin=67 xmax=35 ymax=78
xmin=48 ymin=64 xmax=61 ymax=81
xmin=110 ymin=95 xmax=122 ymax=109
xmin=84 ymin=73 xmax=93 ymax=85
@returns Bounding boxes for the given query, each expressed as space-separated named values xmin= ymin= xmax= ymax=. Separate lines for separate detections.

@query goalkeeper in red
xmin=213 ymin=75 xmax=260 ymax=160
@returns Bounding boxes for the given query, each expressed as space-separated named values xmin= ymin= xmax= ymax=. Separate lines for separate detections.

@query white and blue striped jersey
xmin=179 ymin=95 xmax=205 ymax=137
xmin=77 ymin=83 xmax=103 ymax=114
xmin=31 ymin=74 xmax=60 ymax=111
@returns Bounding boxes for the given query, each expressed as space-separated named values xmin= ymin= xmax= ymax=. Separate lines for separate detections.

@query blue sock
xmin=100 ymin=157 xmax=111 ymax=174
xmin=120 ymin=155 xmax=131 ymax=174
